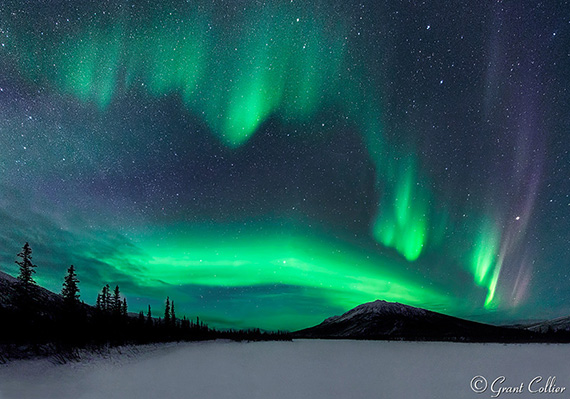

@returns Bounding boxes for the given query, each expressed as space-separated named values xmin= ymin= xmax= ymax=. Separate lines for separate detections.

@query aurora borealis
xmin=0 ymin=0 xmax=568 ymax=330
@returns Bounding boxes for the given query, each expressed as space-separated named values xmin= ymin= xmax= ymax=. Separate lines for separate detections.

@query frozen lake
xmin=1 ymin=340 xmax=570 ymax=399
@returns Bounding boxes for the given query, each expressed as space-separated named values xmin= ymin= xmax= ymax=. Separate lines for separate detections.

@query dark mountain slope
xmin=294 ymin=300 xmax=535 ymax=342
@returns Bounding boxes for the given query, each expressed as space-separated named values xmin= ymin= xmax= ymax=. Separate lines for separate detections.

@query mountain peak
xmin=352 ymin=299 xmax=426 ymax=313
xmin=337 ymin=300 xmax=428 ymax=322
xmin=294 ymin=299 xmax=533 ymax=342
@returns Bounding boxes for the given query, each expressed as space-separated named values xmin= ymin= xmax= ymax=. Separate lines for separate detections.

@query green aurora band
xmin=101 ymin=228 xmax=449 ymax=308
xmin=88 ymin=225 xmax=474 ymax=329
xmin=2 ymin=0 xmax=509 ymax=321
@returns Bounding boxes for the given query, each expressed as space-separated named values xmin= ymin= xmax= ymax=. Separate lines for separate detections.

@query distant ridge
xmin=0 ymin=270 xmax=67 ymax=314
xmin=525 ymin=316 xmax=570 ymax=334
xmin=294 ymin=300 xmax=536 ymax=342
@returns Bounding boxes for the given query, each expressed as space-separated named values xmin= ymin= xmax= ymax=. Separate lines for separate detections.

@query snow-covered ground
xmin=1 ymin=340 xmax=570 ymax=399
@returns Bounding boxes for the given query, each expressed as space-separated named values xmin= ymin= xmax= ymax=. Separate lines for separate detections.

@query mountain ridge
xmin=293 ymin=299 xmax=537 ymax=342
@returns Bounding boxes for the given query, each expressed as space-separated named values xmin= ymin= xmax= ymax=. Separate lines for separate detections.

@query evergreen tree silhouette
xmin=14 ymin=242 xmax=38 ymax=314
xmin=171 ymin=300 xmax=176 ymax=327
xmin=95 ymin=293 xmax=102 ymax=311
xmin=61 ymin=265 xmax=80 ymax=306
xmin=15 ymin=242 xmax=37 ymax=289
xmin=164 ymin=297 xmax=171 ymax=326
xmin=147 ymin=304 xmax=152 ymax=326
xmin=112 ymin=285 xmax=121 ymax=316
xmin=60 ymin=265 xmax=84 ymax=343
xmin=122 ymin=298 xmax=128 ymax=318
xmin=101 ymin=284 xmax=111 ymax=312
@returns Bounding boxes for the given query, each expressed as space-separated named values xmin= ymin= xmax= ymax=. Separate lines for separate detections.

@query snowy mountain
xmin=525 ymin=316 xmax=570 ymax=333
xmin=0 ymin=270 xmax=73 ymax=316
xmin=0 ymin=271 xmax=18 ymax=307
xmin=294 ymin=300 xmax=534 ymax=342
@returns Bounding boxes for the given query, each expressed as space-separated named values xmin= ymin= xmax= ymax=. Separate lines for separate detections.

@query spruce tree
xmin=14 ymin=242 xmax=39 ymax=315
xmin=122 ymin=298 xmax=128 ymax=317
xmin=96 ymin=293 xmax=102 ymax=311
xmin=147 ymin=305 xmax=152 ymax=326
xmin=164 ymin=297 xmax=171 ymax=326
xmin=101 ymin=284 xmax=111 ymax=312
xmin=171 ymin=300 xmax=176 ymax=327
xmin=112 ymin=285 xmax=121 ymax=316
xmin=61 ymin=265 xmax=80 ymax=306
xmin=15 ymin=242 xmax=37 ymax=289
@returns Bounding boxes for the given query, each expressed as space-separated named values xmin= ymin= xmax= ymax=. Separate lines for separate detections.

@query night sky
xmin=0 ymin=0 xmax=569 ymax=330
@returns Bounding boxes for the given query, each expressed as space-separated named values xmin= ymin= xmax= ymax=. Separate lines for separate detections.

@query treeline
xmin=0 ymin=243 xmax=290 ymax=359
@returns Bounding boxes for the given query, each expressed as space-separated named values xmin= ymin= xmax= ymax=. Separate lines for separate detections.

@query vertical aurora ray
xmin=147 ymin=18 xmax=208 ymax=99
xmin=5 ymin=0 xmax=350 ymax=144
xmin=59 ymin=23 xmax=123 ymax=109
xmin=371 ymin=155 xmax=429 ymax=261
xmin=484 ymin=262 xmax=501 ymax=309
xmin=342 ymin=90 xmax=432 ymax=262
xmin=217 ymin=8 xmax=286 ymax=147
xmin=470 ymin=218 xmax=502 ymax=309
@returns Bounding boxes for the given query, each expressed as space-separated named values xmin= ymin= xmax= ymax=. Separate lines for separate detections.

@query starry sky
xmin=0 ymin=0 xmax=569 ymax=330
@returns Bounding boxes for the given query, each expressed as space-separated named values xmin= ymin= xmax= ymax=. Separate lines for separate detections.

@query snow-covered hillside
xmin=1 ymin=340 xmax=570 ymax=399
xmin=526 ymin=316 xmax=570 ymax=333
xmin=330 ymin=299 xmax=429 ymax=321
xmin=295 ymin=299 xmax=531 ymax=341
xmin=0 ymin=271 xmax=18 ymax=307
xmin=0 ymin=270 xmax=65 ymax=312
